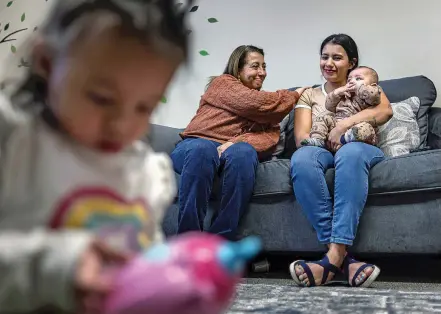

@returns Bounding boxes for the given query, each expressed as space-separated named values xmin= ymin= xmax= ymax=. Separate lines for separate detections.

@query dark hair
xmin=207 ymin=45 xmax=264 ymax=89
xmin=320 ymin=34 xmax=359 ymax=73
xmin=355 ymin=66 xmax=379 ymax=83
xmin=11 ymin=0 xmax=193 ymax=108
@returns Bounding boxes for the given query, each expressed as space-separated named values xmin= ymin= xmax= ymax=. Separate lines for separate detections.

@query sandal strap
xmin=296 ymin=261 xmax=316 ymax=287
xmin=295 ymin=256 xmax=341 ymax=287
xmin=317 ymin=255 xmax=341 ymax=285
xmin=351 ymin=263 xmax=374 ymax=287
xmin=343 ymin=255 xmax=357 ymax=275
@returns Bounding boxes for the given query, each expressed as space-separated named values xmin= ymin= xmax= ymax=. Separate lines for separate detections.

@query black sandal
xmin=342 ymin=255 xmax=381 ymax=287
xmin=290 ymin=255 xmax=340 ymax=287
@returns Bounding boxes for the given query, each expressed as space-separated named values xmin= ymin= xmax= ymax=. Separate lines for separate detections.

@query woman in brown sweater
xmin=171 ymin=45 xmax=307 ymax=240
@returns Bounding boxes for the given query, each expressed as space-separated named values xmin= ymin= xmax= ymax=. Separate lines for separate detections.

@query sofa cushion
xmin=367 ymin=149 xmax=441 ymax=194
xmin=377 ymin=97 xmax=420 ymax=157
xmin=379 ymin=76 xmax=437 ymax=149
xmin=249 ymin=149 xmax=441 ymax=198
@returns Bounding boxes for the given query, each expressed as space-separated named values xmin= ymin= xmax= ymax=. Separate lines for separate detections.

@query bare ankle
xmin=327 ymin=243 xmax=346 ymax=265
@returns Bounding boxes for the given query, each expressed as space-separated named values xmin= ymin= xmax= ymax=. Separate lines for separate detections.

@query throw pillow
xmin=377 ymin=97 xmax=421 ymax=157
xmin=379 ymin=76 xmax=437 ymax=149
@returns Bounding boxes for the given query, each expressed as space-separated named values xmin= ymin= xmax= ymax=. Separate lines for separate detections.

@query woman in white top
xmin=289 ymin=34 xmax=393 ymax=288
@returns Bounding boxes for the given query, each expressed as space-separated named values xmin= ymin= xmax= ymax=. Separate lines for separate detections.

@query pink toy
xmin=104 ymin=232 xmax=262 ymax=314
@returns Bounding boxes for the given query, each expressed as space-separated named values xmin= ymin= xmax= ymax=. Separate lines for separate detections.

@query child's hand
xmin=74 ymin=240 xmax=130 ymax=314
xmin=333 ymin=85 xmax=350 ymax=98
xmin=346 ymin=80 xmax=363 ymax=94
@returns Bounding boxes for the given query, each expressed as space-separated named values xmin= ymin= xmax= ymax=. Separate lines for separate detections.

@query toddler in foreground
xmin=302 ymin=66 xmax=382 ymax=148
xmin=0 ymin=0 xmax=192 ymax=313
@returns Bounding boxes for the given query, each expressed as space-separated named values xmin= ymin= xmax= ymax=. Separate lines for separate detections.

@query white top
xmin=294 ymin=84 xmax=327 ymax=110
xmin=0 ymin=93 xmax=176 ymax=312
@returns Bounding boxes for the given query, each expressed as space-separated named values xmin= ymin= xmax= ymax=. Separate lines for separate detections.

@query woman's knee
xmin=290 ymin=146 xmax=332 ymax=179
xmin=174 ymin=138 xmax=219 ymax=174
xmin=336 ymin=142 xmax=365 ymax=157
xmin=335 ymin=142 xmax=384 ymax=168
xmin=184 ymin=138 xmax=218 ymax=159
xmin=291 ymin=146 xmax=322 ymax=169
xmin=335 ymin=142 xmax=371 ymax=165
xmin=223 ymin=142 xmax=258 ymax=163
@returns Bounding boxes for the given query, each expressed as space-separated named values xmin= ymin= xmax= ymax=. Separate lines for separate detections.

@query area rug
xmin=228 ymin=283 xmax=441 ymax=313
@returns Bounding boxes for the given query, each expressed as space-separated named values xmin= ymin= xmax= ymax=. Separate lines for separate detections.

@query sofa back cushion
xmin=147 ymin=124 xmax=183 ymax=155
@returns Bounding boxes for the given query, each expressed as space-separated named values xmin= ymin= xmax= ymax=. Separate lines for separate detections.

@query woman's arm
xmin=204 ymin=75 xmax=301 ymax=124
xmin=340 ymin=90 xmax=393 ymax=129
xmin=293 ymin=88 xmax=314 ymax=148
xmin=294 ymin=108 xmax=313 ymax=148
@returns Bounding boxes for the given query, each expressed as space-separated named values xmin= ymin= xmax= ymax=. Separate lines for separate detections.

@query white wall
xmin=0 ymin=0 xmax=52 ymax=80
xmin=1 ymin=0 xmax=440 ymax=128
xmin=156 ymin=0 xmax=441 ymax=127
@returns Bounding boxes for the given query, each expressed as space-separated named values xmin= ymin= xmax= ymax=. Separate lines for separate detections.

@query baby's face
xmin=39 ymin=27 xmax=180 ymax=154
xmin=348 ymin=68 xmax=376 ymax=86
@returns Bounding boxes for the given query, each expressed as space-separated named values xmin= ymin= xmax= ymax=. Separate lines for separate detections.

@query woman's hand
xmin=217 ymin=142 xmax=234 ymax=157
xmin=327 ymin=120 xmax=351 ymax=152
xmin=75 ymin=240 xmax=130 ymax=314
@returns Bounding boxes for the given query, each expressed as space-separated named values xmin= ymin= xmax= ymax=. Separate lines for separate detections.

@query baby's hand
xmin=74 ymin=240 xmax=130 ymax=314
xmin=333 ymin=85 xmax=350 ymax=98
xmin=346 ymin=80 xmax=363 ymax=94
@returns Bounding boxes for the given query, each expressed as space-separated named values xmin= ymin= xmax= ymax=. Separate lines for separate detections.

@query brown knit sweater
xmin=181 ymin=75 xmax=300 ymax=159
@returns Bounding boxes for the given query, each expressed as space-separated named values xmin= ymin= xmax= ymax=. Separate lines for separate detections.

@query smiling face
xmin=36 ymin=27 xmax=179 ymax=154
xmin=320 ymin=43 xmax=356 ymax=85
xmin=238 ymin=52 xmax=267 ymax=90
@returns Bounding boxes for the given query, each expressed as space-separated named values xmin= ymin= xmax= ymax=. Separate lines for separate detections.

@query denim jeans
xmin=290 ymin=142 xmax=385 ymax=246
xmin=171 ymin=138 xmax=258 ymax=240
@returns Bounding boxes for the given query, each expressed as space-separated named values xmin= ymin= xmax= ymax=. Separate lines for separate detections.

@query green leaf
xmin=161 ymin=96 xmax=167 ymax=103
xmin=207 ymin=18 xmax=218 ymax=23
xmin=11 ymin=45 xmax=16 ymax=53
xmin=199 ymin=50 xmax=209 ymax=56
xmin=189 ymin=5 xmax=198 ymax=12
xmin=4 ymin=23 xmax=9 ymax=31
xmin=7 ymin=1 xmax=13 ymax=7
xmin=21 ymin=13 xmax=25 ymax=22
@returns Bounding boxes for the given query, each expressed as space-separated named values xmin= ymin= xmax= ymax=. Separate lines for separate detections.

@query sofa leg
xmin=252 ymin=258 xmax=270 ymax=273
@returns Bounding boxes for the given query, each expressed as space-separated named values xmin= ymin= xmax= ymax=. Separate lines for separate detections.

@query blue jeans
xmin=290 ymin=142 xmax=385 ymax=246
xmin=171 ymin=138 xmax=258 ymax=240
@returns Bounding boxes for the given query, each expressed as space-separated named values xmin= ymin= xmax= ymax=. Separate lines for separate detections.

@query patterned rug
xmin=228 ymin=283 xmax=441 ymax=313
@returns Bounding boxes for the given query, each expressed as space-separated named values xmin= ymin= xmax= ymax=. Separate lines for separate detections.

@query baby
xmin=0 ymin=0 xmax=193 ymax=313
xmin=302 ymin=66 xmax=382 ymax=148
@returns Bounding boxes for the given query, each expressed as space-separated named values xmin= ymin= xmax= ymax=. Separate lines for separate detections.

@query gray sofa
xmin=150 ymin=75 xmax=441 ymax=254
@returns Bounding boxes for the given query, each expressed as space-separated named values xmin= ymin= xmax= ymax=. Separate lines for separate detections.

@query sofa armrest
xmin=428 ymin=107 xmax=441 ymax=149
xmin=144 ymin=124 xmax=184 ymax=155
